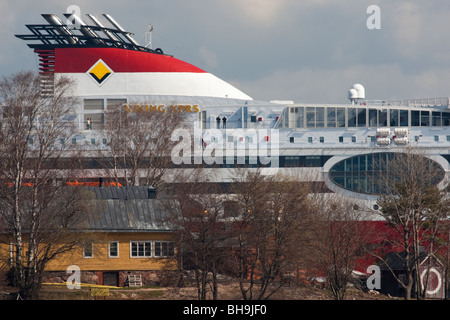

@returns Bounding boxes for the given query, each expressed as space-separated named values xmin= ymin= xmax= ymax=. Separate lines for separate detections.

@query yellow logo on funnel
xmin=87 ymin=59 xmax=113 ymax=85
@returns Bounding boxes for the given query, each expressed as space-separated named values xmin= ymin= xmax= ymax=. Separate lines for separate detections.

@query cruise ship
xmin=15 ymin=12 xmax=450 ymax=212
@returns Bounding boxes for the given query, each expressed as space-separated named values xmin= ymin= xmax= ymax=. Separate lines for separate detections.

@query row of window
xmin=83 ymin=241 xmax=175 ymax=259
xmin=292 ymin=135 xmax=450 ymax=144
xmin=279 ymin=106 xmax=450 ymax=129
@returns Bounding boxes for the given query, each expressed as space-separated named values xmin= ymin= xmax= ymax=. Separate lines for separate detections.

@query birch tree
xmin=0 ymin=71 xmax=94 ymax=299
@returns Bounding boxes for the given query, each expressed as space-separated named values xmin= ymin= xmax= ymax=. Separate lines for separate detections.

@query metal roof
xmin=84 ymin=186 xmax=176 ymax=232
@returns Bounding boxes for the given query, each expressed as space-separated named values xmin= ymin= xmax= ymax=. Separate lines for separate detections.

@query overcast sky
xmin=1 ymin=0 xmax=450 ymax=104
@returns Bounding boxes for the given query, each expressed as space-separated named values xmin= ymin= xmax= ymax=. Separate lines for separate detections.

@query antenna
xmin=145 ymin=24 xmax=153 ymax=49
xmin=348 ymin=83 xmax=365 ymax=104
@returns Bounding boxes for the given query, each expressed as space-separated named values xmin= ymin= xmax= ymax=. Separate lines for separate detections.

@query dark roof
xmin=83 ymin=187 xmax=176 ymax=232
xmin=379 ymin=251 xmax=431 ymax=271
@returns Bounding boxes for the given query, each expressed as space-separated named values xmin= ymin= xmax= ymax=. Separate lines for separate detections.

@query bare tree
xmin=309 ymin=195 xmax=375 ymax=300
xmin=229 ymin=169 xmax=313 ymax=300
xmin=0 ymin=71 xmax=95 ymax=299
xmin=163 ymin=170 xmax=229 ymax=300
xmin=98 ymin=103 xmax=188 ymax=188
xmin=374 ymin=148 xmax=449 ymax=300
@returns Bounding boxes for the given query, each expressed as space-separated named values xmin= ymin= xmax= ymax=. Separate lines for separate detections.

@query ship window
xmin=84 ymin=113 xmax=104 ymax=129
xmin=83 ymin=99 xmax=104 ymax=110
xmin=201 ymin=111 xmax=207 ymax=129
xmin=432 ymin=112 xmax=442 ymax=126
xmin=295 ymin=107 xmax=304 ymax=128
xmin=337 ymin=108 xmax=345 ymax=127
xmin=107 ymin=99 xmax=127 ymax=110
xmin=284 ymin=156 xmax=302 ymax=167
xmin=369 ymin=109 xmax=377 ymax=127
xmin=327 ymin=108 xmax=336 ymax=127
xmin=305 ymin=156 xmax=321 ymax=167
xmin=421 ymin=111 xmax=430 ymax=126
xmin=378 ymin=109 xmax=387 ymax=126
xmin=357 ymin=108 xmax=366 ymax=127
xmin=316 ymin=107 xmax=324 ymax=128
xmin=411 ymin=111 xmax=420 ymax=126
xmin=400 ymin=110 xmax=409 ymax=126
xmin=443 ymin=112 xmax=450 ymax=126
xmin=306 ymin=107 xmax=316 ymax=128
xmin=281 ymin=109 xmax=289 ymax=128
xmin=348 ymin=108 xmax=356 ymax=127
xmin=390 ymin=109 xmax=399 ymax=127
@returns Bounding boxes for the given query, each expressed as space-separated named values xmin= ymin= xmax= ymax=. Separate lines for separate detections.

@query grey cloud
xmin=2 ymin=0 xmax=450 ymax=104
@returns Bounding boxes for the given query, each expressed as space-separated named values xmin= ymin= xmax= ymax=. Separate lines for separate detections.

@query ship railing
xmin=362 ymin=97 xmax=449 ymax=108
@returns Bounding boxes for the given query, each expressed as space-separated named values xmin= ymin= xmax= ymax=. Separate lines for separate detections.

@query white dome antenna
xmin=348 ymin=83 xmax=365 ymax=104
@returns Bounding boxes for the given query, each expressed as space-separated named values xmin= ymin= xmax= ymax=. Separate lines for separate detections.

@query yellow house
xmin=43 ymin=186 xmax=179 ymax=287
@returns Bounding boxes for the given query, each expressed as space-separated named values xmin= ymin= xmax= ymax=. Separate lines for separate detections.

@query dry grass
xmin=0 ymin=281 xmax=391 ymax=300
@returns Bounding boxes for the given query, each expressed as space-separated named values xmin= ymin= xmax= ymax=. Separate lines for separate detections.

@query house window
xmin=83 ymin=242 xmax=93 ymax=258
xmin=131 ymin=241 xmax=152 ymax=257
xmin=154 ymin=242 xmax=175 ymax=257
xmin=339 ymin=136 xmax=344 ymax=143
xmin=109 ymin=241 xmax=119 ymax=258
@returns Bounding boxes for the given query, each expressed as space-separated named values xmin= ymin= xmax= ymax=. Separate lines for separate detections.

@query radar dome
xmin=348 ymin=88 xmax=358 ymax=99
xmin=352 ymin=83 xmax=365 ymax=99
